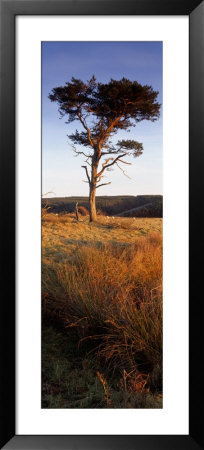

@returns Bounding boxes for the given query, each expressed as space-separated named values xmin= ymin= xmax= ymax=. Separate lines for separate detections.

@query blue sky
xmin=42 ymin=41 xmax=162 ymax=197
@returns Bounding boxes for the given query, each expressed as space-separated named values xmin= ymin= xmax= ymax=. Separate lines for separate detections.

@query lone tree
xmin=49 ymin=76 xmax=160 ymax=221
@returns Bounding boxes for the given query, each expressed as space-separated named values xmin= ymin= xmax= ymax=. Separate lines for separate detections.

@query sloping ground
xmin=42 ymin=195 xmax=163 ymax=217
xmin=115 ymin=202 xmax=154 ymax=217
xmin=42 ymin=215 xmax=162 ymax=264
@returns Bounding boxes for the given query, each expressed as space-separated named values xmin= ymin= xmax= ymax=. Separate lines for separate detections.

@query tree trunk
xmin=89 ymin=186 xmax=97 ymax=222
xmin=89 ymin=157 xmax=98 ymax=222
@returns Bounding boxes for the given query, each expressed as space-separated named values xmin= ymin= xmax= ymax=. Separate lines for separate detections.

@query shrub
xmin=78 ymin=206 xmax=89 ymax=216
xmin=42 ymin=212 xmax=59 ymax=223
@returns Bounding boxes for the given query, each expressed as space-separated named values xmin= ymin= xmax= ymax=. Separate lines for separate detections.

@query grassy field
xmin=42 ymin=213 xmax=163 ymax=408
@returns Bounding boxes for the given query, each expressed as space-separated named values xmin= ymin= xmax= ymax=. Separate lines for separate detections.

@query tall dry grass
xmin=42 ymin=232 xmax=162 ymax=391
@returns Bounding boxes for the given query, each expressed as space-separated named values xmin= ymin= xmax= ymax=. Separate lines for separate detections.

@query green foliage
xmin=49 ymin=77 xmax=160 ymax=150
xmin=117 ymin=140 xmax=143 ymax=158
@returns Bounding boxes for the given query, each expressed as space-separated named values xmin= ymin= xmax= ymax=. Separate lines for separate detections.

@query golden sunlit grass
xmin=42 ymin=213 xmax=162 ymax=263
xmin=42 ymin=213 xmax=163 ymax=407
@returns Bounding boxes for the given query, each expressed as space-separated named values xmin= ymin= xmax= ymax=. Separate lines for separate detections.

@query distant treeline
xmin=42 ymin=195 xmax=163 ymax=218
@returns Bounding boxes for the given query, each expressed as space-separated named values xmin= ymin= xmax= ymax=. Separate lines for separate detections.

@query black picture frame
xmin=0 ymin=0 xmax=204 ymax=449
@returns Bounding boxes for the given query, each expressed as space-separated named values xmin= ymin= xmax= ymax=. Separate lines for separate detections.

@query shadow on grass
xmin=42 ymin=324 xmax=163 ymax=409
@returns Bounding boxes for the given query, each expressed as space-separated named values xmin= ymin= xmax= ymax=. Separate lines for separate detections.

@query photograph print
xmin=41 ymin=41 xmax=163 ymax=409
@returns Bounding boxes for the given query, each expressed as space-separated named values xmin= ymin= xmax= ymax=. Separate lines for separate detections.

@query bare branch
xmin=81 ymin=165 xmax=91 ymax=185
xmin=117 ymin=158 xmax=131 ymax=165
xmin=96 ymin=173 xmax=104 ymax=183
xmin=42 ymin=191 xmax=55 ymax=197
xmin=96 ymin=157 xmax=114 ymax=181
xmin=101 ymin=150 xmax=120 ymax=156
xmin=116 ymin=163 xmax=131 ymax=179
xmin=74 ymin=150 xmax=91 ymax=158
xmin=97 ymin=153 xmax=126 ymax=178
xmin=85 ymin=157 xmax=91 ymax=167
xmin=71 ymin=142 xmax=91 ymax=159
xmin=96 ymin=182 xmax=111 ymax=189
xmin=102 ymin=157 xmax=114 ymax=167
